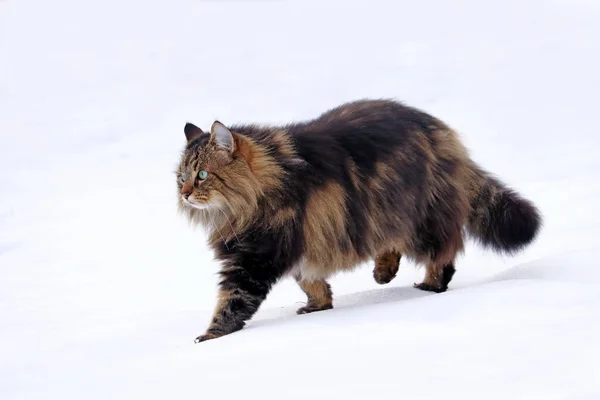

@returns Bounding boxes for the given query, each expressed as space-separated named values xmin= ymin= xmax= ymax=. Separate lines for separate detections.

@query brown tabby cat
xmin=176 ymin=99 xmax=541 ymax=343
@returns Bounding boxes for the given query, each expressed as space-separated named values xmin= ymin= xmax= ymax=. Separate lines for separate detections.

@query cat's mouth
xmin=182 ymin=197 xmax=211 ymax=210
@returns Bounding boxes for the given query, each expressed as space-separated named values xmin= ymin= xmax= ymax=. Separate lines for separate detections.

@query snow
xmin=1 ymin=0 xmax=600 ymax=398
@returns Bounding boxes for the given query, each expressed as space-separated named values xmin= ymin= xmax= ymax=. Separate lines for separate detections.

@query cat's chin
xmin=183 ymin=199 xmax=211 ymax=210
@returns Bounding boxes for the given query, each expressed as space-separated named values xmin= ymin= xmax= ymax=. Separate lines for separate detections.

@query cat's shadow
xmin=250 ymin=284 xmax=435 ymax=329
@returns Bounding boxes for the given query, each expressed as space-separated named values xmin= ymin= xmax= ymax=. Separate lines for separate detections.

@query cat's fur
xmin=176 ymin=99 xmax=542 ymax=343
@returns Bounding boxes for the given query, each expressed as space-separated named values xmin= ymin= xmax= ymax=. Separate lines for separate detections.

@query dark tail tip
xmin=492 ymin=189 xmax=542 ymax=252
xmin=469 ymin=186 xmax=542 ymax=254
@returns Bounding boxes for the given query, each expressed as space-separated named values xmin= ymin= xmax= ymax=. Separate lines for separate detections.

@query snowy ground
xmin=2 ymin=0 xmax=600 ymax=399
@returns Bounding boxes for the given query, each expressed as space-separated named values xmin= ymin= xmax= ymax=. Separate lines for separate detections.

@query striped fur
xmin=176 ymin=99 xmax=542 ymax=343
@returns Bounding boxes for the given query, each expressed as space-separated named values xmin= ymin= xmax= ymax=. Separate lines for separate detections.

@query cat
xmin=176 ymin=99 xmax=542 ymax=343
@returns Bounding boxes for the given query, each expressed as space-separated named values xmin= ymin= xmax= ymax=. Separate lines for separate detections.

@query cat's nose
xmin=181 ymin=187 xmax=192 ymax=199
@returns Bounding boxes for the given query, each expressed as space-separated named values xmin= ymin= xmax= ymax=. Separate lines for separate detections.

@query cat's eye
xmin=180 ymin=173 xmax=186 ymax=182
xmin=198 ymin=170 xmax=209 ymax=180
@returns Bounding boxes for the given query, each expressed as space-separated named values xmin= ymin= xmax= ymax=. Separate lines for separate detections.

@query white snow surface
xmin=2 ymin=0 xmax=600 ymax=399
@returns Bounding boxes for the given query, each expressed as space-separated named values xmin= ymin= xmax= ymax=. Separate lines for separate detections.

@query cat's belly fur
xmin=288 ymin=256 xmax=362 ymax=282
xmin=289 ymin=238 xmax=407 ymax=282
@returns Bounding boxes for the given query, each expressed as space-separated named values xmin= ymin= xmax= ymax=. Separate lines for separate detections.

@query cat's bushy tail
xmin=466 ymin=165 xmax=542 ymax=254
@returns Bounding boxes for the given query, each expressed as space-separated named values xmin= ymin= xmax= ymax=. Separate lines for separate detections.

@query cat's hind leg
xmin=295 ymin=276 xmax=333 ymax=314
xmin=413 ymin=261 xmax=455 ymax=293
xmin=413 ymin=210 xmax=463 ymax=293
xmin=373 ymin=251 xmax=401 ymax=284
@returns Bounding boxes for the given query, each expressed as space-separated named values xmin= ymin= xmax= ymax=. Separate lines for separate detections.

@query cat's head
xmin=177 ymin=120 xmax=286 ymax=221
xmin=176 ymin=121 xmax=241 ymax=212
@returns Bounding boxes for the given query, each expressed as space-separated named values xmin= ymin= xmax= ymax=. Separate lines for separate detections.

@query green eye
xmin=198 ymin=170 xmax=208 ymax=180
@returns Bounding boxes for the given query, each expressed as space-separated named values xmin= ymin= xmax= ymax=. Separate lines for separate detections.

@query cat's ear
xmin=210 ymin=121 xmax=235 ymax=153
xmin=184 ymin=122 xmax=204 ymax=142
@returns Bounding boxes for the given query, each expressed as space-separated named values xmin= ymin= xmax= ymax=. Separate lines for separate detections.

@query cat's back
xmin=293 ymin=99 xmax=444 ymax=147
xmin=297 ymin=98 xmax=440 ymax=134
xmin=287 ymin=99 xmax=446 ymax=171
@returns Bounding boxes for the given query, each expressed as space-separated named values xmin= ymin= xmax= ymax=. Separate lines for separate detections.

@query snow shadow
xmin=251 ymin=284 xmax=434 ymax=329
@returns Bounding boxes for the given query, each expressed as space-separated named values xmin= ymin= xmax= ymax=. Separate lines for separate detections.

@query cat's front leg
xmin=195 ymin=265 xmax=275 ymax=343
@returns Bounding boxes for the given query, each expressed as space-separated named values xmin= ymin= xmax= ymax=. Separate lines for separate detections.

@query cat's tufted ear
xmin=210 ymin=121 xmax=235 ymax=153
xmin=184 ymin=122 xmax=205 ymax=142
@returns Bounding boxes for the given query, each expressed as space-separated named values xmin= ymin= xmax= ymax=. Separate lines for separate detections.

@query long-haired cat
xmin=176 ymin=99 xmax=541 ymax=343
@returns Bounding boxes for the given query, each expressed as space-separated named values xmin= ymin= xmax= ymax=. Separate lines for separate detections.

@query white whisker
xmin=211 ymin=215 xmax=228 ymax=250
xmin=217 ymin=206 xmax=241 ymax=245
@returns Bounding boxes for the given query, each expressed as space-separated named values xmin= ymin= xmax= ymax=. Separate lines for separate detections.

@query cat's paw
xmin=373 ymin=268 xmax=397 ymax=284
xmin=194 ymin=331 xmax=222 ymax=343
xmin=297 ymin=304 xmax=333 ymax=314
xmin=413 ymin=282 xmax=447 ymax=293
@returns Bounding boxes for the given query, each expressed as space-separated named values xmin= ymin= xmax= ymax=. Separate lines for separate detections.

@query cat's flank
xmin=176 ymin=99 xmax=541 ymax=343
